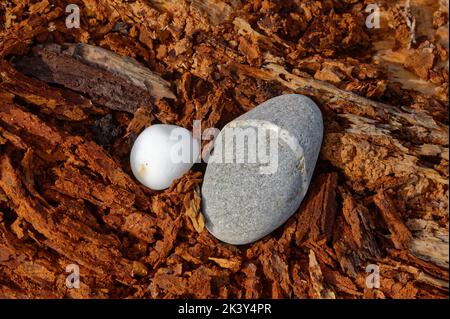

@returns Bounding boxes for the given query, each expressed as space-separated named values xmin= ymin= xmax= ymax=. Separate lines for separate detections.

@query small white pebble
xmin=130 ymin=124 xmax=200 ymax=190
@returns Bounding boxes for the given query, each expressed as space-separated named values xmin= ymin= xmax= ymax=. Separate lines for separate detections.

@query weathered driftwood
xmin=13 ymin=43 xmax=175 ymax=113
xmin=65 ymin=43 xmax=175 ymax=100
xmin=0 ymin=60 xmax=97 ymax=121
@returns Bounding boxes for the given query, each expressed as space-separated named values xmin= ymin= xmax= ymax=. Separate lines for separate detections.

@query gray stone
xmin=201 ymin=94 xmax=323 ymax=245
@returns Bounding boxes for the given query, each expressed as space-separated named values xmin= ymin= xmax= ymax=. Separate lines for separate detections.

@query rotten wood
xmin=295 ymin=172 xmax=338 ymax=245
xmin=0 ymin=0 xmax=448 ymax=299
xmin=374 ymin=189 xmax=413 ymax=250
